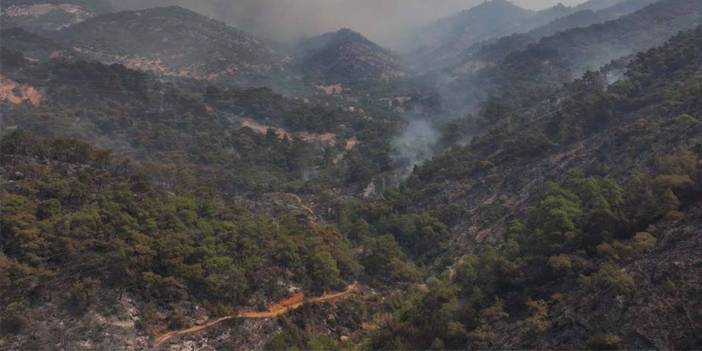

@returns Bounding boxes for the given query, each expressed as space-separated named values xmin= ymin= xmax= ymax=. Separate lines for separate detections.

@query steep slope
xmin=48 ymin=6 xmax=284 ymax=83
xmin=362 ymin=25 xmax=702 ymax=350
xmin=445 ymin=0 xmax=702 ymax=111
xmin=409 ymin=0 xmax=636 ymax=70
xmin=294 ymin=28 xmax=407 ymax=84
xmin=491 ymin=0 xmax=702 ymax=100
xmin=452 ymin=0 xmax=661 ymax=74
xmin=0 ymin=132 xmax=361 ymax=350
xmin=0 ymin=48 xmax=401 ymax=195
xmin=526 ymin=0 xmax=662 ymax=44
xmin=0 ymin=0 xmax=111 ymax=31
xmin=408 ymin=0 xmax=534 ymax=68
xmin=412 ymin=24 xmax=702 ymax=240
xmin=0 ymin=27 xmax=72 ymax=60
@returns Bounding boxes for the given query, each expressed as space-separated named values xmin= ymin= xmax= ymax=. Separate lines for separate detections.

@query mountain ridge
xmin=47 ymin=6 xmax=284 ymax=84
xmin=294 ymin=28 xmax=407 ymax=84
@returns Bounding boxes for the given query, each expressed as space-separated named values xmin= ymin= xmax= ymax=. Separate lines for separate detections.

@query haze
xmin=111 ymin=0 xmax=588 ymax=46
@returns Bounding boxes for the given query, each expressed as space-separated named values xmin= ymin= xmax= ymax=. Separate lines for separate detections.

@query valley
xmin=1 ymin=0 xmax=701 ymax=350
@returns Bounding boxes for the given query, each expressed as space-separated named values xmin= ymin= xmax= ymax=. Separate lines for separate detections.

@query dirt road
xmin=153 ymin=282 xmax=359 ymax=347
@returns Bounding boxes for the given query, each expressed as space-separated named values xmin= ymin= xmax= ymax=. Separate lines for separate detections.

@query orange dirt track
xmin=152 ymin=282 xmax=359 ymax=347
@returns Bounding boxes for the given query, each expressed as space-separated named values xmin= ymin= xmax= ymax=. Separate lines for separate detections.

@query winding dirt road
xmin=152 ymin=282 xmax=359 ymax=347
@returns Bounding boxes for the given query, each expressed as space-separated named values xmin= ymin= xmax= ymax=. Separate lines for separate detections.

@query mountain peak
xmin=295 ymin=28 xmax=406 ymax=83
xmin=49 ymin=6 xmax=281 ymax=82
xmin=470 ymin=0 xmax=528 ymax=12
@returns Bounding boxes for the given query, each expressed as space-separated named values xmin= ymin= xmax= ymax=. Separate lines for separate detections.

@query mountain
xmin=408 ymin=0 xmax=534 ymax=67
xmin=0 ymin=46 xmax=402 ymax=194
xmin=294 ymin=28 xmax=407 ymax=84
xmin=529 ymin=0 xmax=661 ymax=39
xmin=445 ymin=0 xmax=702 ymax=111
xmin=0 ymin=27 xmax=72 ymax=60
xmin=47 ymin=6 xmax=284 ymax=83
xmin=0 ymin=40 xmax=401 ymax=351
xmin=0 ymin=0 xmax=112 ymax=31
xmin=365 ymin=25 xmax=702 ymax=350
xmin=494 ymin=0 xmax=702 ymax=98
xmin=408 ymin=0 xmax=638 ymax=70
xmin=451 ymin=0 xmax=661 ymax=73
xmin=2 ymin=1 xmax=702 ymax=350
xmin=573 ymin=0 xmax=628 ymax=11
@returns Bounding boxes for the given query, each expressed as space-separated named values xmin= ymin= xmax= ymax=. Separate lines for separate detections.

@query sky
xmin=112 ymin=0 xmax=588 ymax=46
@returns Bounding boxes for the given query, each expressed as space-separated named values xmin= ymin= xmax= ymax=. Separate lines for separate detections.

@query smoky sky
xmin=111 ymin=0 xmax=587 ymax=46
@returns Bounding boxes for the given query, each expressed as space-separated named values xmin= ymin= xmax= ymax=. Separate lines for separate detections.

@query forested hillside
xmin=1 ymin=0 xmax=111 ymax=31
xmin=358 ymin=24 xmax=702 ymax=350
xmin=295 ymin=29 xmax=407 ymax=84
xmin=48 ymin=6 xmax=283 ymax=84
xmin=456 ymin=0 xmax=660 ymax=70
xmin=0 ymin=49 xmax=401 ymax=195
xmin=0 ymin=131 xmax=363 ymax=349
xmin=479 ymin=0 xmax=702 ymax=104
xmin=1 ymin=0 xmax=701 ymax=350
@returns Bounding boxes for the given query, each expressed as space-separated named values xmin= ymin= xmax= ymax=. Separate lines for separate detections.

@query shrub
xmin=66 ymin=278 xmax=99 ymax=315
xmin=548 ymin=254 xmax=573 ymax=273
xmin=595 ymin=263 xmax=635 ymax=294
xmin=517 ymin=299 xmax=551 ymax=337
xmin=167 ymin=307 xmax=190 ymax=329
xmin=632 ymin=232 xmax=657 ymax=253
xmin=1 ymin=302 xmax=28 ymax=335
xmin=36 ymin=199 xmax=62 ymax=220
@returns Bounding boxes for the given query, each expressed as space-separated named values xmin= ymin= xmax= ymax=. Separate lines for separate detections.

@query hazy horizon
xmin=110 ymin=0 xmax=588 ymax=46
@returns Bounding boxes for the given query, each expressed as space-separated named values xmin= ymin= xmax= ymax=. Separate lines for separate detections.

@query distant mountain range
xmin=450 ymin=0 xmax=662 ymax=74
xmin=434 ymin=0 xmax=701 ymax=112
xmin=406 ymin=0 xmax=641 ymax=70
xmin=493 ymin=0 xmax=702 ymax=96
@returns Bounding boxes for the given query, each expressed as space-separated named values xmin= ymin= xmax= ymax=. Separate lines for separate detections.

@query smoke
xmin=391 ymin=118 xmax=441 ymax=174
xmin=109 ymin=0 xmax=588 ymax=46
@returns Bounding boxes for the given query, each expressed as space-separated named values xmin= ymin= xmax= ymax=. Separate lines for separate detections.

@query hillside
xmin=47 ymin=6 xmax=284 ymax=84
xmin=0 ymin=27 xmax=75 ymax=61
xmin=408 ymin=0 xmax=534 ymax=68
xmin=450 ymin=0 xmax=661 ymax=75
xmin=294 ymin=29 xmax=407 ymax=84
xmin=443 ymin=0 xmax=702 ymax=112
xmin=0 ymin=0 xmax=111 ymax=31
xmin=0 ymin=47 xmax=404 ymax=196
xmin=0 ymin=132 xmax=363 ymax=349
xmin=1 ymin=1 xmax=702 ymax=350
xmin=491 ymin=0 xmax=702 ymax=100
xmin=408 ymin=0 xmax=638 ymax=70
xmin=360 ymin=24 xmax=702 ymax=350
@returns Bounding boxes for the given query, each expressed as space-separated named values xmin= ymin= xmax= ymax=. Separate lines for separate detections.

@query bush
xmin=632 ymin=232 xmax=657 ymax=253
xmin=548 ymin=254 xmax=573 ymax=273
xmin=1 ymin=302 xmax=28 ymax=335
xmin=36 ymin=199 xmax=62 ymax=220
xmin=517 ymin=299 xmax=550 ymax=337
xmin=167 ymin=307 xmax=190 ymax=329
xmin=66 ymin=278 xmax=99 ymax=315
xmin=595 ymin=264 xmax=635 ymax=295
xmin=136 ymin=302 xmax=158 ymax=331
